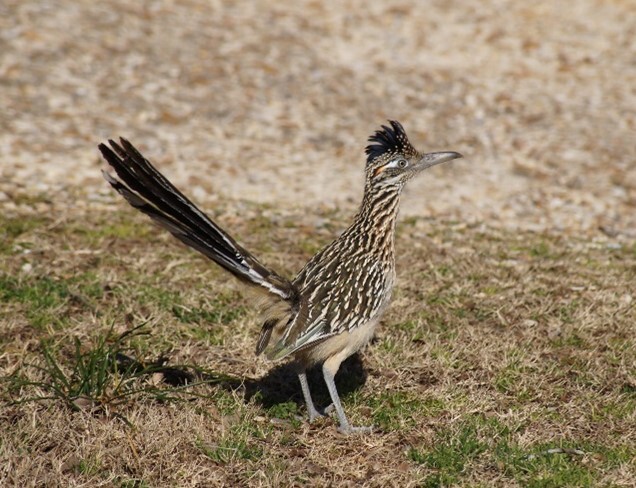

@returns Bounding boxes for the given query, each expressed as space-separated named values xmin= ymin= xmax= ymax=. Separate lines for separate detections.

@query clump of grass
xmin=3 ymin=324 xmax=225 ymax=412
xmin=267 ymin=401 xmax=300 ymax=422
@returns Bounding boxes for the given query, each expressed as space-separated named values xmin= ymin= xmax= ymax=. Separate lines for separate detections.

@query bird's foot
xmin=307 ymin=403 xmax=335 ymax=423
xmin=321 ymin=403 xmax=335 ymax=415
xmin=307 ymin=408 xmax=323 ymax=423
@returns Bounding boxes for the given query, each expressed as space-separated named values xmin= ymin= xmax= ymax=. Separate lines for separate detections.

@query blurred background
xmin=1 ymin=0 xmax=635 ymax=236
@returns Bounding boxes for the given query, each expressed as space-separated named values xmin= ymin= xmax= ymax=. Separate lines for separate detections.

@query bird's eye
xmin=397 ymin=159 xmax=408 ymax=168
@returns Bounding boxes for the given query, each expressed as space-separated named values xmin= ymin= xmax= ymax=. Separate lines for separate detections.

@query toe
xmin=321 ymin=404 xmax=335 ymax=415
xmin=308 ymin=409 xmax=325 ymax=423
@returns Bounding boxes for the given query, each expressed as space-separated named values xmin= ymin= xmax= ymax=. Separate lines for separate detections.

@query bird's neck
xmin=353 ymin=185 xmax=402 ymax=250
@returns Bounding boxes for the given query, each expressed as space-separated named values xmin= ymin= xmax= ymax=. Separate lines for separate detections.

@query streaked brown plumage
xmin=99 ymin=120 xmax=462 ymax=433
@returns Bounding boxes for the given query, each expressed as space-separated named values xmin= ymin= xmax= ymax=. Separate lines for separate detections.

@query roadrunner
xmin=99 ymin=121 xmax=462 ymax=434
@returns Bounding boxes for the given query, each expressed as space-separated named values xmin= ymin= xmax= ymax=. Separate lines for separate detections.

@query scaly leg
xmin=298 ymin=371 xmax=323 ymax=423
xmin=322 ymin=363 xmax=373 ymax=434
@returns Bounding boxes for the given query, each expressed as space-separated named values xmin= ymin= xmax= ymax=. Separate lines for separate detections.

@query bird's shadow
xmin=241 ymin=354 xmax=368 ymax=410
xmin=120 ymin=352 xmax=368 ymax=412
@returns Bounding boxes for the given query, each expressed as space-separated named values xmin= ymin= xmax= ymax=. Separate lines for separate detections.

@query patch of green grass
xmin=494 ymin=352 xmax=536 ymax=400
xmin=5 ymin=325 xmax=145 ymax=408
xmin=394 ymin=319 xmax=418 ymax=333
xmin=134 ymin=283 xmax=246 ymax=327
xmin=195 ymin=421 xmax=265 ymax=464
xmin=117 ymin=479 xmax=150 ymax=488
xmin=135 ymin=285 xmax=181 ymax=310
xmin=439 ymin=264 xmax=456 ymax=277
xmin=481 ymin=284 xmax=500 ymax=296
xmin=370 ymin=391 xmax=443 ymax=431
xmin=267 ymin=400 xmax=299 ymax=420
xmin=590 ymin=442 xmax=636 ymax=467
xmin=0 ymin=274 xmax=70 ymax=309
xmin=594 ymin=394 xmax=636 ymax=423
xmin=555 ymin=300 xmax=581 ymax=324
xmin=210 ymin=389 xmax=246 ymax=416
xmin=172 ymin=301 xmax=245 ymax=326
xmin=0 ymin=274 xmax=71 ymax=329
xmin=425 ymin=289 xmax=492 ymax=326
xmin=0 ymin=272 xmax=105 ymax=329
xmin=69 ymin=217 xmax=152 ymax=247
xmin=0 ymin=215 xmax=48 ymax=241
xmin=409 ymin=417 xmax=488 ymax=486
xmin=378 ymin=335 xmax=400 ymax=353
xmin=410 ymin=414 xmax=632 ymax=487
xmin=77 ymin=272 xmax=106 ymax=300
xmin=77 ymin=456 xmax=102 ymax=477
xmin=266 ymin=401 xmax=302 ymax=429
xmin=501 ymin=443 xmax=596 ymax=488
xmin=416 ymin=310 xmax=457 ymax=339
xmin=184 ymin=323 xmax=226 ymax=346
xmin=530 ymin=241 xmax=552 ymax=258
xmin=551 ymin=330 xmax=587 ymax=348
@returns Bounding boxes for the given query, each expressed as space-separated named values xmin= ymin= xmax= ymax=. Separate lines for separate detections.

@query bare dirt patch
xmin=1 ymin=0 xmax=635 ymax=235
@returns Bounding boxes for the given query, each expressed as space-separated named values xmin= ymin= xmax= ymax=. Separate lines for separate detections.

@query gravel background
xmin=2 ymin=0 xmax=635 ymax=236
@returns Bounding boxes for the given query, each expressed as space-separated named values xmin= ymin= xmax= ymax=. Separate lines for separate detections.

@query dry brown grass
xmin=2 ymin=1 xmax=635 ymax=485
xmin=1 ymin=202 xmax=634 ymax=487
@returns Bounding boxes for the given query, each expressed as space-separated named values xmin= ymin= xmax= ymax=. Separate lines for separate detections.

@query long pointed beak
xmin=416 ymin=151 xmax=463 ymax=171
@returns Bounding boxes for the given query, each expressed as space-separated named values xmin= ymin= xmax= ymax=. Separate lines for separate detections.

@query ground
xmin=1 ymin=1 xmax=635 ymax=487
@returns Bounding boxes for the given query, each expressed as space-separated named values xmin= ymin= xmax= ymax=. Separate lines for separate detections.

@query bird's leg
xmin=297 ymin=371 xmax=323 ymax=423
xmin=322 ymin=363 xmax=373 ymax=434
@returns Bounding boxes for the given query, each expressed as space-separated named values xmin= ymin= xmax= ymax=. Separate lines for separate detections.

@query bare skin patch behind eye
xmin=373 ymin=166 xmax=385 ymax=177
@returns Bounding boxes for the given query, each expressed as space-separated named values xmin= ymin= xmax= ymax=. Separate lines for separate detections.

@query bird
xmin=98 ymin=120 xmax=462 ymax=434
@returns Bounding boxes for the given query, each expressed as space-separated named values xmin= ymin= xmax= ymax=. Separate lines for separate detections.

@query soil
xmin=1 ymin=0 xmax=635 ymax=235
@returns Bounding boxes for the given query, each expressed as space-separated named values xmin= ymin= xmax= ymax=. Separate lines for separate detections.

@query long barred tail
xmin=99 ymin=138 xmax=295 ymax=301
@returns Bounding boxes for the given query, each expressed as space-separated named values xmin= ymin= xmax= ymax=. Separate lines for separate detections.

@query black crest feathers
xmin=365 ymin=120 xmax=416 ymax=164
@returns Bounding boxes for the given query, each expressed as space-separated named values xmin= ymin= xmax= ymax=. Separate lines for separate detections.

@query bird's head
xmin=364 ymin=120 xmax=462 ymax=189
